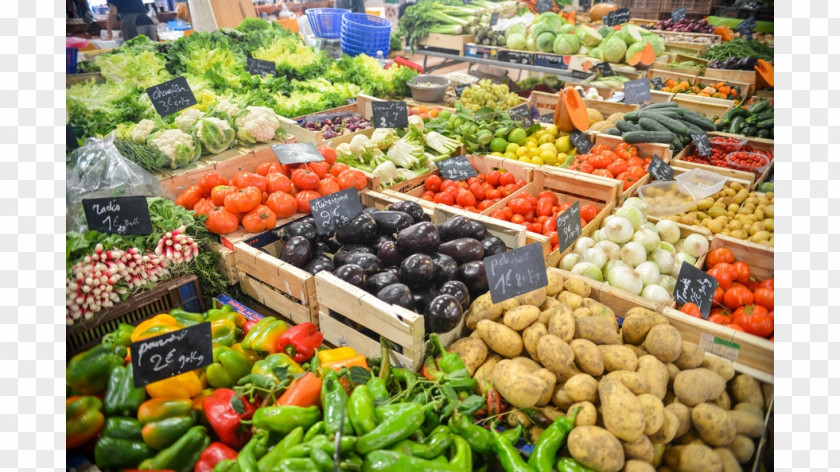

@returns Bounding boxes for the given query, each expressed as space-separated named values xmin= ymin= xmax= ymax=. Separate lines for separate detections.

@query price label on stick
xmin=648 ymin=154 xmax=674 ymax=181
xmin=272 ymin=142 xmax=326 ymax=165
xmin=372 ymin=101 xmax=409 ymax=129
xmin=247 ymin=57 xmax=277 ymax=77
xmin=310 ymin=188 xmax=365 ymax=235
xmin=509 ymin=104 xmax=534 ymax=128
xmin=131 ymin=322 xmax=214 ymax=388
xmin=674 ymin=262 xmax=718 ymax=319
xmin=604 ymin=8 xmax=630 ymax=26
xmin=454 ymin=83 xmax=469 ymax=98
xmin=595 ymin=62 xmax=613 ymax=77
xmin=623 ymin=78 xmax=651 ymax=105
xmin=570 ymin=130 xmax=593 ymax=154
xmin=146 ymin=76 xmax=197 ymax=118
xmin=82 ymin=196 xmax=153 ymax=236
xmin=671 ymin=7 xmax=686 ymax=22
xmin=651 ymin=77 xmax=665 ymax=91
xmin=437 ymin=155 xmax=478 ymax=181
xmin=691 ymin=133 xmax=713 ymax=157
xmin=555 ymin=202 xmax=582 ymax=253
xmin=485 ymin=243 xmax=549 ymax=304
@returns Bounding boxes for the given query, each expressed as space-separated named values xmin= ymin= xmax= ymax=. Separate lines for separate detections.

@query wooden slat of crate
xmin=240 ymin=274 xmax=314 ymax=326
xmin=419 ymin=33 xmax=476 ymax=55
xmin=647 ymin=68 xmax=699 ymax=85
xmin=528 ymin=91 xmax=640 ymax=118
xmin=702 ymin=69 xmax=757 ymax=95
xmin=649 ymin=90 xmax=675 ymax=104
xmin=671 ymin=94 xmax=732 ymax=120
xmin=318 ymin=309 xmax=417 ymax=367
xmin=277 ymin=93 xmax=380 ymax=145
xmin=693 ymin=76 xmax=752 ymax=101
xmin=211 ymin=242 xmax=239 ymax=285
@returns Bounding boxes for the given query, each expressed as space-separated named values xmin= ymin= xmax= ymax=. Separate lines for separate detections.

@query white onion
xmin=641 ymin=222 xmax=657 ymax=232
xmin=592 ymin=229 xmax=605 ymax=242
xmin=623 ymin=197 xmax=648 ymax=215
xmin=595 ymin=240 xmax=622 ymax=261
xmin=648 ymin=248 xmax=675 ymax=274
xmin=620 ymin=241 xmax=647 ymax=267
xmin=634 ymin=261 xmax=661 ymax=287
xmin=604 ymin=216 xmax=634 ymax=244
xmin=659 ymin=275 xmax=677 ymax=294
xmin=642 ymin=284 xmax=671 ymax=303
xmin=673 ymin=239 xmax=684 ymax=253
xmin=671 ymin=252 xmax=697 ymax=277
xmin=604 ymin=260 xmax=629 ymax=280
xmin=606 ymin=265 xmax=643 ymax=295
xmin=655 ymin=219 xmax=681 ymax=244
xmin=559 ymin=253 xmax=581 ymax=271
xmin=572 ymin=262 xmax=604 ymax=282
xmin=682 ymin=234 xmax=710 ymax=259
xmin=659 ymin=241 xmax=676 ymax=254
xmin=582 ymin=247 xmax=608 ymax=270
xmin=615 ymin=206 xmax=645 ymax=230
xmin=632 ymin=227 xmax=661 ymax=253
xmin=574 ymin=237 xmax=596 ymax=255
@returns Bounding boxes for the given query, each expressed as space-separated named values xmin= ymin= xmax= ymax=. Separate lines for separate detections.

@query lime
xmin=490 ymin=137 xmax=509 ymax=153
xmin=555 ymin=135 xmax=572 ymax=154
xmin=505 ymin=143 xmax=520 ymax=154
xmin=507 ymin=128 xmax=527 ymax=146
xmin=437 ymin=110 xmax=452 ymax=120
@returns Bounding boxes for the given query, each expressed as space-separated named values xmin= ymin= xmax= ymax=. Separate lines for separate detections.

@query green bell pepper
xmin=205 ymin=304 xmax=237 ymax=323
xmin=67 ymin=342 xmax=127 ymax=395
xmin=139 ymin=425 xmax=211 ymax=472
xmin=211 ymin=319 xmax=237 ymax=347
xmin=361 ymin=450 xmax=462 ymax=472
xmin=171 ymin=308 xmax=206 ymax=326
xmin=356 ymin=402 xmax=425 ymax=455
xmin=101 ymin=323 xmax=134 ymax=347
xmin=94 ymin=417 xmax=154 ymax=470
xmin=138 ymin=398 xmax=197 ymax=450
xmin=251 ymin=405 xmax=321 ymax=434
xmin=241 ymin=318 xmax=287 ymax=352
xmin=206 ymin=346 xmax=253 ymax=388
xmin=103 ymin=364 xmax=146 ymax=416
xmin=241 ymin=353 xmax=304 ymax=389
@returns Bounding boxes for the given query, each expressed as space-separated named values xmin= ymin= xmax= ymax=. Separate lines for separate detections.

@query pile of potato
xmin=587 ymin=112 xmax=627 ymax=134
xmin=445 ymin=268 xmax=771 ymax=472
xmin=664 ymin=182 xmax=774 ymax=246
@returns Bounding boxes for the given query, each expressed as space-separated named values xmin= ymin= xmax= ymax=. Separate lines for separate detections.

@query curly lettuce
xmin=167 ymin=31 xmax=246 ymax=89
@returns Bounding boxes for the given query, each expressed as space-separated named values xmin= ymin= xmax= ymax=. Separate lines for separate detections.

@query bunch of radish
xmin=155 ymin=226 xmax=198 ymax=264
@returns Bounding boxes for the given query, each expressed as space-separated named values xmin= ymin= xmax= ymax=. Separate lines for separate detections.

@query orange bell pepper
xmin=131 ymin=314 xmax=181 ymax=343
xmin=145 ymin=371 xmax=203 ymax=399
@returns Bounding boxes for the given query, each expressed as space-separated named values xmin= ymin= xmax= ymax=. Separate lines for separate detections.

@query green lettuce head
xmin=195 ymin=116 xmax=235 ymax=154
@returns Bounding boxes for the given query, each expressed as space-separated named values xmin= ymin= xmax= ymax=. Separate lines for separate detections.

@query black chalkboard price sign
xmin=674 ymin=262 xmax=718 ymax=319
xmin=310 ymin=187 xmax=365 ymax=235
xmin=604 ymin=8 xmax=630 ymax=26
xmin=737 ymin=17 xmax=756 ymax=41
xmin=648 ymin=154 xmax=674 ymax=181
xmin=540 ymin=113 xmax=554 ymax=124
xmin=372 ymin=101 xmax=409 ymax=129
xmin=671 ymin=7 xmax=686 ymax=22
xmin=623 ymin=78 xmax=651 ymax=105
xmin=555 ymin=201 xmax=582 ymax=253
xmin=485 ymin=243 xmax=549 ymax=303
xmin=537 ymin=0 xmax=553 ymax=13
xmin=67 ymin=124 xmax=79 ymax=151
xmin=437 ymin=155 xmax=478 ymax=181
xmin=83 ymin=196 xmax=153 ymax=236
xmin=347 ymin=98 xmax=358 ymax=105
xmin=570 ymin=130 xmax=593 ymax=154
xmin=595 ymin=62 xmax=614 ymax=77
xmin=651 ymin=77 xmax=665 ymax=91
xmin=247 ymin=57 xmax=277 ymax=77
xmin=454 ymin=83 xmax=469 ymax=98
xmin=131 ymin=322 xmax=214 ymax=388
xmin=509 ymin=104 xmax=534 ymax=128
xmin=146 ymin=76 xmax=198 ymax=118
xmin=490 ymin=12 xmax=499 ymax=27
xmin=691 ymin=133 xmax=713 ymax=157
xmin=271 ymin=142 xmax=326 ymax=165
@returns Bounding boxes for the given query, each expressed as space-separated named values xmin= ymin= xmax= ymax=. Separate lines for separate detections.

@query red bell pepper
xmin=194 ymin=442 xmax=238 ymax=472
xmin=275 ymin=322 xmax=323 ymax=362
xmin=202 ymin=388 xmax=256 ymax=449
xmin=241 ymin=319 xmax=258 ymax=335
xmin=276 ymin=372 xmax=322 ymax=408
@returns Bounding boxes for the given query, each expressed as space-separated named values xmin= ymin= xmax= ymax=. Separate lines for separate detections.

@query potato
xmin=691 ymin=403 xmax=736 ymax=447
xmin=665 ymin=444 xmax=723 ymax=472
xmin=599 ymin=377 xmax=646 ymax=442
xmin=556 ymin=363 xmax=585 ymax=384
xmin=572 ymin=307 xmax=593 ymax=320
xmin=540 ymin=297 xmax=560 ymax=312
xmin=557 ymin=291 xmax=583 ymax=309
xmin=539 ymin=405 xmax=564 ymax=422
xmin=473 ymin=354 xmax=501 ymax=394
xmin=546 ymin=268 xmax=565 ymax=296
xmin=644 ymin=325 xmax=683 ymax=363
xmin=503 ymin=305 xmax=541 ymax=331
xmin=563 ymin=278 xmax=591 ymax=298
xmin=599 ymin=345 xmax=639 ymax=372
xmin=623 ymin=460 xmax=656 ymax=472
xmin=666 ymin=363 xmax=681 ymax=388
xmin=727 ymin=435 xmax=755 ymax=464
xmin=582 ymin=298 xmax=617 ymax=328
xmin=621 ymin=308 xmax=668 ymax=345
xmin=547 ymin=304 xmax=576 ymax=341
xmin=568 ymin=426 xmax=625 ymax=472
xmin=528 ymin=426 xmax=545 ymax=444
xmin=492 ymin=359 xmax=550 ymax=408
xmin=572 ymin=339 xmax=605 ymax=376
xmin=674 ymin=342 xmax=705 ymax=370
xmin=516 ymin=287 xmax=547 ymax=307
xmin=622 ymin=435 xmax=655 ymax=463
xmin=606 ymin=371 xmax=650 ymax=395
xmin=714 ymin=447 xmax=743 ymax=472
xmin=702 ymin=356 xmax=735 ymax=381
xmin=727 ymin=410 xmax=764 ymax=438
xmin=537 ymin=334 xmax=575 ymax=374
xmin=729 ymin=375 xmax=764 ymax=409
xmin=552 ymin=385 xmax=574 ymax=410
xmin=569 ymin=401 xmax=598 ymax=426
xmin=576 ymin=316 xmax=621 ymax=345
xmin=713 ymin=391 xmax=731 ymax=410
xmin=665 ymin=402 xmax=692 ymax=439
xmin=477 ymin=320 xmax=523 ymax=358
xmin=652 ymin=443 xmax=666 ymax=468
xmin=533 ymin=368 xmax=557 ymax=406
xmin=511 ymin=356 xmax=542 ymax=372
xmin=674 ymin=369 xmax=726 ymax=406
xmin=627 ymin=344 xmax=648 ymax=358
xmin=733 ymin=402 xmax=763 ymax=418
xmin=522 ymin=321 xmax=547 ymax=361
xmin=565 ymin=374 xmax=599 ymax=403
xmin=637 ymin=355 xmax=669 ymax=399
xmin=465 ymin=292 xmax=504 ymax=330
xmin=649 ymin=409 xmax=679 ymax=444
xmin=637 ymin=393 xmax=665 ymax=435
xmin=507 ymin=409 xmax=533 ymax=428
xmin=445 ymin=336 xmax=487 ymax=376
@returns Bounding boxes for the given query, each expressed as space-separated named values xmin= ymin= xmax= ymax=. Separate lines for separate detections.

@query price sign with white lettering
xmin=540 ymin=113 xmax=555 ymax=124
xmin=485 ymin=243 xmax=548 ymax=303
xmin=509 ymin=104 xmax=534 ymax=128
xmin=570 ymin=130 xmax=593 ymax=154
xmin=691 ymin=133 xmax=713 ymax=157
xmin=648 ymin=154 xmax=674 ymax=181
xmin=604 ymin=8 xmax=630 ymax=26
xmin=671 ymin=7 xmax=686 ymax=22
xmin=674 ymin=262 xmax=718 ymax=319
xmin=490 ymin=12 xmax=499 ymax=27
xmin=651 ymin=77 xmax=665 ymax=90
xmin=537 ymin=0 xmax=553 ymax=13
xmin=372 ymin=101 xmax=409 ymax=129
xmin=131 ymin=322 xmax=213 ymax=387
xmin=310 ymin=187 xmax=365 ymax=235
xmin=272 ymin=142 xmax=326 ymax=165
xmin=146 ymin=76 xmax=198 ymax=118
xmin=437 ymin=155 xmax=478 ymax=181
xmin=595 ymin=62 xmax=614 ymax=77
xmin=737 ymin=17 xmax=756 ymax=41
xmin=555 ymin=201 xmax=582 ymax=253
xmin=83 ymin=196 xmax=153 ymax=236
xmin=247 ymin=57 xmax=277 ymax=77
xmin=623 ymin=78 xmax=651 ymax=105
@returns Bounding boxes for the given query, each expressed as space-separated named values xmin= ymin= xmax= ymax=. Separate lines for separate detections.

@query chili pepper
xmin=195 ymin=442 xmax=239 ymax=472
xmin=252 ymin=405 xmax=322 ymax=434
xmin=67 ymin=343 xmax=127 ymax=395
xmin=361 ymin=450 xmax=462 ymax=472
xmin=450 ymin=413 xmax=492 ymax=455
xmin=102 ymin=322 xmax=134 ymax=347
xmin=304 ymin=421 xmax=325 ymax=442
xmin=138 ymin=398 xmax=196 ymax=450
xmin=257 ymin=426 xmax=304 ymax=472
xmin=318 ymin=347 xmax=359 ymax=365
xmin=356 ymin=402 xmax=426 ymax=454
xmin=243 ymin=353 xmax=304 ymax=390
xmin=131 ymin=314 xmax=181 ymax=342
xmin=366 ymin=377 xmax=388 ymax=404
xmin=491 ymin=427 xmax=533 ymax=472
xmin=421 ymin=404 xmax=441 ymax=436
xmin=95 ymin=417 xmax=155 ymax=470
xmin=276 ymin=371 xmax=322 ymax=408
xmin=266 ymin=458 xmax=317 ymax=472
xmin=449 ymin=435 xmax=472 ymax=472
xmin=283 ymin=434 xmax=357 ymax=458
xmin=66 ymin=396 xmax=104 ymax=449
xmin=528 ymin=407 xmax=578 ymax=472
xmin=146 ymin=371 xmax=203 ymax=399
xmin=206 ymin=304 xmax=245 ymax=327
xmin=231 ymin=343 xmax=260 ymax=364
xmin=555 ymin=456 xmax=595 ymax=472
xmin=308 ymin=348 xmax=322 ymax=373
xmin=421 ymin=355 xmax=443 ymax=381
xmin=275 ymin=322 xmax=322 ymax=363
xmin=486 ymin=388 xmax=502 ymax=417
xmin=203 ymin=388 xmax=257 ymax=449
xmin=501 ymin=423 xmax=524 ymax=446
xmin=347 ymin=384 xmax=377 ymax=436
xmin=342 ymin=452 xmax=364 ymax=470
xmin=237 ymin=430 xmax=268 ymax=472
xmin=104 ymin=364 xmax=146 ymax=416
xmin=390 ymin=368 xmax=417 ymax=396
xmin=390 ymin=428 xmax=451 ymax=459
xmin=310 ymin=447 xmax=335 ymax=472
xmin=374 ymin=403 xmax=406 ymax=423
xmin=430 ymin=333 xmax=467 ymax=376
xmin=322 ymin=370 xmax=354 ymax=435
xmin=170 ymin=308 xmax=205 ymax=327
xmin=206 ymin=347 xmax=254 ymax=388
xmin=241 ymin=318 xmax=288 ymax=353
xmin=212 ymin=459 xmax=239 ymax=472
xmin=138 ymin=425 xmax=211 ymax=472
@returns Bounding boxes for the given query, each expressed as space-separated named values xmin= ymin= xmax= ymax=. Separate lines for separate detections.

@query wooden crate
xmin=671 ymin=94 xmax=732 ymax=121
xmin=647 ymin=68 xmax=699 ymax=85
xmin=703 ymin=68 xmax=757 ymax=96
xmin=653 ymin=55 xmax=706 ymax=76
xmin=671 ymin=132 xmax=773 ymax=189
xmin=418 ymin=33 xmax=476 ymax=55
xmin=277 ymin=93 xmax=380 ymax=145
xmin=693 ymin=75 xmax=753 ymax=102
xmin=211 ymin=242 xmax=239 ymax=285
xmin=529 ymin=91 xmax=639 ymax=118
xmin=648 ymin=89 xmax=675 ymax=104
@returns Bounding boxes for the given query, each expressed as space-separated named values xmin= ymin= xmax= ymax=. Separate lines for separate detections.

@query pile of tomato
xmin=174 ymin=145 xmax=368 ymax=235
xmin=567 ymin=143 xmax=652 ymax=191
xmin=679 ymin=247 xmax=774 ymax=340
xmin=419 ymin=171 xmax=527 ymax=212
xmin=681 ymin=139 xmax=773 ymax=174
xmin=489 ymin=194 xmax=600 ymax=252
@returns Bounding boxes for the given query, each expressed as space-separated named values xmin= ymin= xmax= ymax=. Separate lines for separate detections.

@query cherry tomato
xmin=425 ymin=174 xmax=442 ymax=192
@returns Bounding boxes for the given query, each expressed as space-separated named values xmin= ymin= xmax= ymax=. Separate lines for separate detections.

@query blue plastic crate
xmin=66 ymin=47 xmax=78 ymax=74
xmin=179 ymin=278 xmax=203 ymax=313
xmin=307 ymin=8 xmax=349 ymax=38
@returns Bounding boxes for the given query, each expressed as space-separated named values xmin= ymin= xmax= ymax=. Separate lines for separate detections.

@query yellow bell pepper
xmin=231 ymin=343 xmax=260 ymax=364
xmin=131 ymin=314 xmax=181 ymax=343
xmin=317 ymin=347 xmax=359 ymax=365
xmin=145 ymin=371 xmax=203 ymax=399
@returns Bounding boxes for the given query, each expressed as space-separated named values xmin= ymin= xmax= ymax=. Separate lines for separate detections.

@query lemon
xmin=505 ymin=143 xmax=520 ymax=154
xmin=507 ymin=128 xmax=527 ymax=146
xmin=545 ymin=124 xmax=559 ymax=136
xmin=490 ymin=137 xmax=508 ymax=153
xmin=539 ymin=143 xmax=558 ymax=154
xmin=490 ymin=151 xmax=504 ymax=157
xmin=525 ymin=141 xmax=538 ymax=149
xmin=531 ymin=156 xmax=544 ymax=165
xmin=503 ymin=151 xmax=517 ymax=160
xmin=540 ymin=150 xmax=557 ymax=165
xmin=555 ymin=135 xmax=572 ymax=154
xmin=534 ymin=130 xmax=545 ymax=138
xmin=518 ymin=155 xmax=532 ymax=163
xmin=539 ymin=134 xmax=554 ymax=144
xmin=516 ymin=147 xmax=529 ymax=157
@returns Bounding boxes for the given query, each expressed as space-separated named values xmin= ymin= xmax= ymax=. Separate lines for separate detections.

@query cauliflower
xmin=215 ymin=98 xmax=241 ymax=121
xmin=194 ymin=117 xmax=235 ymax=154
xmin=148 ymin=129 xmax=202 ymax=169
xmin=131 ymin=119 xmax=157 ymax=144
xmin=370 ymin=128 xmax=398 ymax=150
xmin=175 ymin=108 xmax=205 ymax=133
xmin=234 ymin=106 xmax=282 ymax=144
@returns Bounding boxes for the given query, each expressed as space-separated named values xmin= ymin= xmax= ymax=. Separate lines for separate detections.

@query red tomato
xmin=508 ymin=198 xmax=533 ymax=216
xmin=337 ymin=169 xmax=366 ymax=191
xmin=175 ymin=186 xmax=203 ymax=210
xmin=511 ymin=214 xmax=525 ymax=225
xmin=753 ymin=288 xmax=774 ymax=310
xmin=733 ymin=305 xmax=773 ymax=337
xmin=723 ymin=285 xmax=754 ymax=310
xmin=705 ymin=248 xmax=735 ymax=268
xmin=536 ymin=191 xmax=558 ymax=205
xmin=265 ymin=191 xmax=298 ymax=219
xmin=542 ymin=217 xmax=556 ymax=233
xmin=626 ymin=156 xmax=645 ymax=168
xmin=725 ymin=323 xmax=745 ymax=332
xmin=421 ymin=190 xmax=435 ymax=199
xmin=425 ymin=175 xmax=442 ymax=192
xmin=707 ymin=314 xmax=731 ymax=325
xmin=590 ymin=144 xmax=611 ymax=155
xmin=592 ymin=169 xmax=614 ymax=179
xmin=211 ymin=185 xmax=238 ymax=206
xmin=680 ymin=303 xmax=702 ymax=318
xmin=318 ymin=145 xmax=337 ymax=164
xmin=444 ymin=185 xmax=460 ymax=199
xmin=490 ymin=209 xmax=511 ymax=221
xmin=707 ymin=266 xmax=734 ymax=291
xmin=477 ymin=200 xmax=495 ymax=211
xmin=499 ymin=172 xmax=515 ymax=186
xmin=291 ymin=169 xmax=320 ymax=190
xmin=536 ymin=198 xmax=554 ymax=217
xmin=329 ymin=163 xmax=350 ymax=177
xmin=548 ymin=231 xmax=558 ymax=247
xmin=469 ymin=183 xmax=486 ymax=201
xmin=307 ymin=161 xmax=331 ymax=179
xmin=759 ymin=278 xmax=774 ymax=290
xmin=232 ymin=172 xmax=269 ymax=193
xmin=295 ymin=190 xmax=321 ymax=214
xmin=317 ymin=178 xmax=341 ymax=196
xmin=440 ymin=179 xmax=457 ymax=191
xmin=526 ymin=222 xmax=542 ymax=233
xmin=486 ymin=170 xmax=502 ymax=186
xmin=255 ymin=162 xmax=282 ymax=177
xmin=606 ymin=158 xmax=628 ymax=177
xmin=485 ymin=189 xmax=502 ymax=200
xmin=434 ymin=192 xmax=454 ymax=205
xmin=456 ymin=189 xmax=477 ymax=207
xmin=193 ymin=198 xmax=214 ymax=216
xmin=580 ymin=204 xmax=599 ymax=223
xmin=714 ymin=263 xmax=738 ymax=283
xmin=199 ymin=172 xmax=229 ymax=195
xmin=713 ymin=286 xmax=725 ymax=305
xmin=578 ymin=163 xmax=595 ymax=174
xmin=267 ymin=173 xmax=293 ymax=194
xmin=732 ymin=261 xmax=750 ymax=284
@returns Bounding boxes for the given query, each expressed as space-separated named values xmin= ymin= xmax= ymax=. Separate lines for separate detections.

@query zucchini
xmin=745 ymin=111 xmax=774 ymax=124
xmin=622 ymin=130 xmax=677 ymax=144
xmin=623 ymin=111 xmax=639 ymax=122
xmin=605 ymin=128 xmax=622 ymax=136
xmin=684 ymin=122 xmax=705 ymax=135
xmin=729 ymin=116 xmax=746 ymax=134
xmin=639 ymin=110 xmax=690 ymax=136
xmin=615 ymin=120 xmax=641 ymax=133
xmin=681 ymin=113 xmax=717 ymax=131
xmin=757 ymin=129 xmax=771 ymax=139
xmin=719 ymin=106 xmax=746 ymax=126
xmin=743 ymin=126 xmax=757 ymax=137
xmin=756 ymin=118 xmax=773 ymax=129
xmin=639 ymin=117 xmax=670 ymax=132
xmin=642 ymin=102 xmax=679 ymax=110
xmin=716 ymin=121 xmax=728 ymax=131
xmin=749 ymin=99 xmax=771 ymax=114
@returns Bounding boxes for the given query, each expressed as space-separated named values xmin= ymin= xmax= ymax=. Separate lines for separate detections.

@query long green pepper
xmin=237 ymin=430 xmax=269 ymax=472
xmin=257 ymin=426 xmax=303 ymax=472
xmin=348 ymin=385 xmax=377 ymax=436
xmin=356 ymin=402 xmax=426 ymax=455
xmin=491 ymin=427 xmax=534 ymax=472
xmin=321 ymin=370 xmax=354 ymax=435
xmin=528 ymin=408 xmax=579 ymax=472
xmin=555 ymin=456 xmax=596 ymax=472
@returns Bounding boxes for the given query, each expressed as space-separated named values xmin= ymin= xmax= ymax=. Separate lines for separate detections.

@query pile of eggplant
xmin=273 ymin=201 xmax=507 ymax=334
xmin=708 ymin=56 xmax=759 ymax=71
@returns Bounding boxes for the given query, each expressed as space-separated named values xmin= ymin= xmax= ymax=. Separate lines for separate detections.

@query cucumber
xmin=622 ymin=131 xmax=677 ymax=144
xmin=681 ymin=113 xmax=717 ymax=131
xmin=639 ymin=117 xmax=670 ymax=132
xmin=749 ymin=100 xmax=771 ymax=114
xmin=756 ymin=129 xmax=771 ymax=139
xmin=623 ymin=111 xmax=639 ymax=122
xmin=745 ymin=111 xmax=774 ymax=124
xmin=615 ymin=120 xmax=642 ymax=133
xmin=756 ymin=118 xmax=773 ymax=129
xmin=729 ymin=116 xmax=746 ymax=134
xmin=642 ymin=102 xmax=680 ymax=110
xmin=716 ymin=121 xmax=728 ymax=131
xmin=639 ymin=110 xmax=690 ymax=136
xmin=648 ymin=111 xmax=683 ymax=120
xmin=743 ymin=126 xmax=757 ymax=137
xmin=684 ymin=122 xmax=705 ymax=135
xmin=671 ymin=138 xmax=683 ymax=150
xmin=605 ymin=128 xmax=622 ymax=136
xmin=719 ymin=106 xmax=744 ymax=126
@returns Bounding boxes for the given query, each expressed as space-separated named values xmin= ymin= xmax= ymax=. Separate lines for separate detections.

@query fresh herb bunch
xmin=701 ymin=38 xmax=774 ymax=61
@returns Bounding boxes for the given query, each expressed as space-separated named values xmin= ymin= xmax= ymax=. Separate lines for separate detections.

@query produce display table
xmin=418 ymin=49 xmax=591 ymax=80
